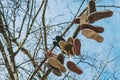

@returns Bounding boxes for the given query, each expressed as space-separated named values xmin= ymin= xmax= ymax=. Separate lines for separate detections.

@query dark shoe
xmin=48 ymin=57 xmax=66 ymax=72
xmin=67 ymin=61 xmax=83 ymax=74
xmin=82 ymin=29 xmax=104 ymax=42
xmin=53 ymin=41 xmax=61 ymax=48
xmin=81 ymin=24 xmax=104 ymax=33
xmin=88 ymin=10 xmax=113 ymax=23
xmin=55 ymin=35 xmax=66 ymax=42
xmin=57 ymin=53 xmax=65 ymax=64
xmin=73 ymin=17 xmax=80 ymax=24
xmin=88 ymin=0 xmax=96 ymax=14
xmin=74 ymin=38 xmax=81 ymax=56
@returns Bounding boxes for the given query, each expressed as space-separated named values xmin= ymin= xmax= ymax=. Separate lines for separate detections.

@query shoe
xmin=48 ymin=57 xmax=66 ymax=72
xmin=88 ymin=10 xmax=113 ymax=23
xmin=67 ymin=61 xmax=83 ymax=74
xmin=67 ymin=37 xmax=75 ymax=56
xmin=46 ymin=51 xmax=57 ymax=58
xmin=88 ymin=0 xmax=96 ymax=14
xmin=74 ymin=38 xmax=81 ymax=56
xmin=59 ymin=41 xmax=69 ymax=56
xmin=81 ymin=24 xmax=104 ymax=33
xmin=55 ymin=35 xmax=66 ymax=42
xmin=45 ymin=63 xmax=62 ymax=76
xmin=57 ymin=53 xmax=65 ymax=64
xmin=82 ymin=29 xmax=104 ymax=42
xmin=73 ymin=17 xmax=80 ymax=24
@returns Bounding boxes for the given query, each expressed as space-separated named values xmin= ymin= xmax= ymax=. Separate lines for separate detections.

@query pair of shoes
xmin=59 ymin=37 xmax=81 ymax=56
xmin=80 ymin=24 xmax=104 ymax=42
xmin=67 ymin=61 xmax=83 ymax=75
xmin=59 ymin=37 xmax=75 ymax=56
xmin=46 ymin=51 xmax=66 ymax=73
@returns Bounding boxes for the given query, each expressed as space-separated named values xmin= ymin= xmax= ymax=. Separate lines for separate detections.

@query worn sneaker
xmin=59 ymin=41 xmax=69 ymax=56
xmin=45 ymin=62 xmax=62 ymax=76
xmin=88 ymin=0 xmax=96 ymax=14
xmin=55 ymin=35 xmax=66 ymax=42
xmin=74 ymin=38 xmax=81 ymax=56
xmin=48 ymin=57 xmax=66 ymax=72
xmin=67 ymin=37 xmax=75 ymax=56
xmin=67 ymin=61 xmax=83 ymax=74
xmin=82 ymin=29 xmax=104 ymax=42
xmin=81 ymin=24 xmax=104 ymax=33
xmin=88 ymin=10 xmax=113 ymax=23
xmin=57 ymin=53 xmax=65 ymax=64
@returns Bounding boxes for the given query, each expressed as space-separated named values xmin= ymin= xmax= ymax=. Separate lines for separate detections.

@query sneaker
xmin=45 ymin=63 xmax=62 ymax=76
xmin=59 ymin=41 xmax=69 ymax=56
xmin=74 ymin=38 xmax=81 ymax=56
xmin=67 ymin=61 xmax=83 ymax=74
xmin=88 ymin=0 xmax=96 ymax=14
xmin=73 ymin=17 xmax=80 ymax=24
xmin=48 ymin=57 xmax=66 ymax=72
xmin=82 ymin=29 xmax=104 ymax=42
xmin=55 ymin=35 xmax=66 ymax=42
xmin=67 ymin=37 xmax=75 ymax=56
xmin=81 ymin=24 xmax=104 ymax=33
xmin=57 ymin=53 xmax=65 ymax=64
xmin=88 ymin=10 xmax=113 ymax=23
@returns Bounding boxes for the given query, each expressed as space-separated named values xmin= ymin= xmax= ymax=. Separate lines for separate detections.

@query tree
xmin=0 ymin=0 xmax=120 ymax=80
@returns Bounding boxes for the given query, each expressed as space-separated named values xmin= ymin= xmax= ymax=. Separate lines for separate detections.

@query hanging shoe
xmin=55 ymin=35 xmax=66 ymax=42
xmin=57 ymin=53 xmax=65 ymax=64
xmin=88 ymin=0 xmax=96 ymax=14
xmin=59 ymin=41 xmax=69 ymax=56
xmin=48 ymin=57 xmax=66 ymax=72
xmin=88 ymin=10 xmax=113 ymax=23
xmin=82 ymin=29 xmax=104 ymax=42
xmin=45 ymin=62 xmax=62 ymax=76
xmin=74 ymin=38 xmax=81 ymax=56
xmin=73 ymin=17 xmax=80 ymax=24
xmin=67 ymin=37 xmax=75 ymax=56
xmin=81 ymin=24 xmax=104 ymax=33
xmin=67 ymin=61 xmax=83 ymax=75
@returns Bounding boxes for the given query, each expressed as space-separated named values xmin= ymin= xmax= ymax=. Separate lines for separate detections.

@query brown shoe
xmin=59 ymin=41 xmax=69 ymax=56
xmin=67 ymin=61 xmax=83 ymax=74
xmin=88 ymin=0 xmax=96 ymax=14
xmin=67 ymin=37 xmax=75 ymax=56
xmin=73 ymin=17 xmax=80 ymax=24
xmin=45 ymin=63 xmax=62 ymax=76
xmin=48 ymin=57 xmax=66 ymax=72
xmin=74 ymin=38 xmax=81 ymax=56
xmin=81 ymin=24 xmax=104 ymax=33
xmin=88 ymin=10 xmax=113 ymax=23
xmin=82 ymin=29 xmax=104 ymax=42
xmin=57 ymin=53 xmax=65 ymax=64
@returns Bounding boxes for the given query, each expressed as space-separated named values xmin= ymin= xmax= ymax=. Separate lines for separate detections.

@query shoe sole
xmin=88 ymin=0 xmax=96 ymax=14
xmin=59 ymin=41 xmax=69 ymax=56
xmin=88 ymin=10 xmax=113 ymax=23
xmin=67 ymin=61 xmax=83 ymax=74
xmin=74 ymin=38 xmax=81 ymax=56
xmin=81 ymin=24 xmax=104 ymax=33
xmin=48 ymin=58 xmax=66 ymax=72
xmin=82 ymin=29 xmax=104 ymax=42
